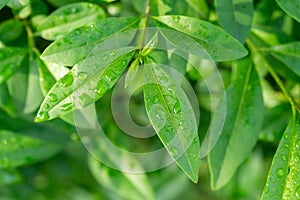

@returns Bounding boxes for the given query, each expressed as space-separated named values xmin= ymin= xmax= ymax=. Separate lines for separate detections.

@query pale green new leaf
xmin=153 ymin=15 xmax=248 ymax=61
xmin=0 ymin=47 xmax=27 ymax=84
xmin=215 ymin=0 xmax=254 ymax=43
xmin=89 ymin=156 xmax=155 ymax=200
xmin=35 ymin=48 xmax=136 ymax=122
xmin=208 ymin=57 xmax=264 ymax=190
xmin=276 ymin=0 xmax=300 ymax=23
xmin=37 ymin=2 xmax=105 ymax=40
xmin=0 ymin=0 xmax=8 ymax=10
xmin=41 ymin=17 xmax=140 ymax=66
xmin=143 ymin=62 xmax=200 ymax=183
xmin=262 ymin=112 xmax=300 ymax=200
xmin=270 ymin=42 xmax=300 ymax=78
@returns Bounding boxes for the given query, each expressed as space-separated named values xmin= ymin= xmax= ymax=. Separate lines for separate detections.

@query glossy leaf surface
xmin=262 ymin=112 xmax=300 ymax=200
xmin=143 ymin=62 xmax=200 ymax=183
xmin=37 ymin=2 xmax=105 ymax=40
xmin=41 ymin=17 xmax=139 ymax=66
xmin=153 ymin=15 xmax=248 ymax=61
xmin=276 ymin=0 xmax=300 ymax=22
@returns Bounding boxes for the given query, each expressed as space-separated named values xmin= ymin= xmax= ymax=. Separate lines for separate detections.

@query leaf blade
xmin=276 ymin=0 xmax=300 ymax=23
xmin=208 ymin=57 xmax=264 ymax=190
xmin=143 ymin=62 xmax=200 ymax=183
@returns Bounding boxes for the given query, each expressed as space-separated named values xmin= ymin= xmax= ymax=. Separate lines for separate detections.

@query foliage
xmin=0 ymin=0 xmax=300 ymax=199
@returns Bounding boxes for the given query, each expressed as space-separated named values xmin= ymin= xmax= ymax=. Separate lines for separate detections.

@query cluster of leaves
xmin=0 ymin=0 xmax=300 ymax=199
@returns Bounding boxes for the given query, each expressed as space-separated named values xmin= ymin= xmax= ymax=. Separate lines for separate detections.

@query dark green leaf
xmin=270 ymin=42 xmax=300 ymax=78
xmin=276 ymin=0 xmax=300 ymax=23
xmin=37 ymin=2 xmax=106 ymax=40
xmin=0 ymin=19 xmax=25 ymax=45
xmin=41 ymin=17 xmax=140 ymax=66
xmin=89 ymin=156 xmax=155 ymax=200
xmin=208 ymin=57 xmax=264 ymax=190
xmin=143 ymin=62 xmax=200 ymax=183
xmin=153 ymin=15 xmax=248 ymax=61
xmin=262 ymin=112 xmax=300 ymax=199
xmin=215 ymin=0 xmax=253 ymax=43
xmin=0 ymin=47 xmax=27 ymax=84
xmin=0 ymin=169 xmax=21 ymax=186
xmin=35 ymin=49 xmax=136 ymax=122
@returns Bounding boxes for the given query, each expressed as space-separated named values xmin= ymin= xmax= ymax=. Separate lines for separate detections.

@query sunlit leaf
xmin=37 ymin=2 xmax=105 ymax=40
xmin=215 ymin=0 xmax=254 ymax=43
xmin=153 ymin=15 xmax=248 ymax=61
xmin=276 ymin=0 xmax=300 ymax=23
xmin=143 ymin=61 xmax=200 ymax=183
xmin=208 ymin=57 xmax=264 ymax=190
xmin=35 ymin=48 xmax=136 ymax=122
xmin=0 ymin=47 xmax=27 ymax=84
xmin=41 ymin=17 xmax=140 ymax=66
xmin=262 ymin=112 xmax=300 ymax=200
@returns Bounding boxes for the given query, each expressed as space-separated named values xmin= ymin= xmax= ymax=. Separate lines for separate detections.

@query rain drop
xmin=170 ymin=147 xmax=179 ymax=158
xmin=36 ymin=112 xmax=50 ymax=121
xmin=59 ymin=74 xmax=74 ymax=87
xmin=173 ymin=101 xmax=181 ymax=114
xmin=48 ymin=93 xmax=58 ymax=102
xmin=109 ymin=51 xmax=116 ymax=56
xmin=60 ymin=102 xmax=73 ymax=111
xmin=78 ymin=72 xmax=88 ymax=81
xmin=276 ymin=168 xmax=285 ymax=177
xmin=79 ymin=93 xmax=93 ymax=106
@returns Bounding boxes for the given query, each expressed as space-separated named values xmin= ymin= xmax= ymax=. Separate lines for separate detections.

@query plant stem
xmin=23 ymin=20 xmax=35 ymax=57
xmin=140 ymin=0 xmax=151 ymax=52
xmin=246 ymin=39 xmax=298 ymax=114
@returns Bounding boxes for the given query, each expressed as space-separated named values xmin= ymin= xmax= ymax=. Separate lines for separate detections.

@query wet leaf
xmin=37 ymin=2 xmax=105 ymax=40
xmin=143 ymin=61 xmax=200 ymax=183
xmin=35 ymin=48 xmax=136 ymax=122
xmin=262 ymin=112 xmax=300 ymax=200
xmin=41 ymin=17 xmax=140 ymax=66
xmin=153 ymin=15 xmax=248 ymax=61
xmin=215 ymin=0 xmax=254 ymax=43
xmin=0 ymin=0 xmax=8 ymax=10
xmin=208 ymin=57 xmax=264 ymax=190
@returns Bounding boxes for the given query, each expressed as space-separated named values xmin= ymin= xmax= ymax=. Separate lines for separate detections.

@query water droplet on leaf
xmin=60 ymin=102 xmax=73 ymax=111
xmin=48 ymin=93 xmax=58 ymax=102
xmin=36 ymin=112 xmax=50 ymax=121
xmin=59 ymin=74 xmax=74 ymax=87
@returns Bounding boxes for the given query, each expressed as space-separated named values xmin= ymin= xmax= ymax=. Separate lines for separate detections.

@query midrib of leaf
xmin=44 ymin=50 xmax=135 ymax=114
xmin=272 ymin=50 xmax=300 ymax=58
xmin=154 ymin=16 xmax=243 ymax=55
xmin=147 ymin=63 xmax=195 ymax=177
xmin=216 ymin=61 xmax=253 ymax=185
xmin=271 ymin=53 xmax=300 ymax=77
xmin=283 ymin=114 xmax=297 ymax=197
xmin=42 ymin=18 xmax=140 ymax=57
xmin=39 ymin=14 xmax=101 ymax=36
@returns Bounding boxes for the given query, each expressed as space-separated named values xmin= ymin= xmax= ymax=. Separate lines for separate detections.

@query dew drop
xmin=48 ymin=93 xmax=58 ymax=102
xmin=36 ymin=112 xmax=50 ymax=121
xmin=95 ymin=80 xmax=109 ymax=96
xmin=170 ymin=147 xmax=179 ymax=158
xmin=105 ymin=70 xmax=117 ymax=81
xmin=56 ymin=42 xmax=62 ymax=47
xmin=59 ymin=74 xmax=74 ymax=87
xmin=282 ymin=154 xmax=287 ymax=161
xmin=276 ymin=168 xmax=285 ymax=177
xmin=60 ymin=102 xmax=73 ymax=111
xmin=160 ymin=76 xmax=168 ymax=83
xmin=109 ymin=51 xmax=116 ymax=56
xmin=79 ymin=93 xmax=93 ymax=106
xmin=173 ymin=101 xmax=181 ymax=114
xmin=44 ymin=104 xmax=50 ymax=109
xmin=78 ymin=72 xmax=88 ymax=81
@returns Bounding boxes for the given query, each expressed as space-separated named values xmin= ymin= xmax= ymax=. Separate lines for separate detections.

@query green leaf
xmin=152 ymin=15 xmax=248 ymax=61
xmin=0 ymin=84 xmax=15 ymax=117
xmin=208 ymin=57 xmax=264 ymax=190
xmin=262 ymin=112 xmax=300 ymax=200
xmin=23 ymin=51 xmax=44 ymax=114
xmin=0 ymin=169 xmax=21 ymax=186
xmin=270 ymin=42 xmax=300 ymax=78
xmin=89 ymin=156 xmax=155 ymax=200
xmin=37 ymin=2 xmax=105 ymax=40
xmin=143 ymin=61 xmax=200 ymax=183
xmin=0 ymin=47 xmax=27 ymax=84
xmin=41 ymin=17 xmax=140 ymax=66
xmin=215 ymin=0 xmax=254 ymax=43
xmin=0 ymin=129 xmax=63 ymax=169
xmin=276 ymin=0 xmax=300 ymax=23
xmin=0 ymin=19 xmax=25 ymax=45
xmin=0 ymin=0 xmax=8 ymax=10
xmin=35 ymin=48 xmax=136 ymax=122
